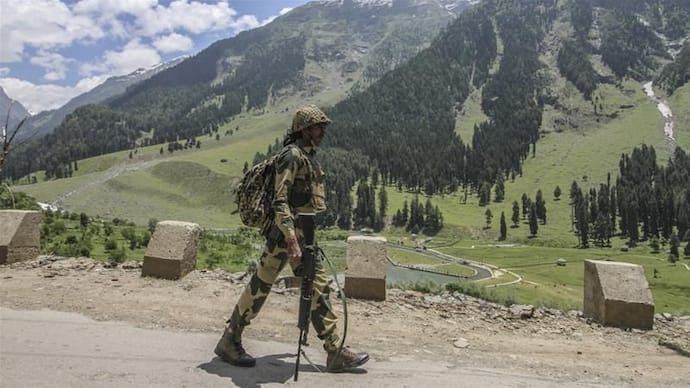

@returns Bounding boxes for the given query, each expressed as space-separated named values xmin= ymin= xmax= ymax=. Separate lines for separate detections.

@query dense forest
xmin=656 ymin=42 xmax=690 ymax=95
xmin=570 ymin=146 xmax=690 ymax=255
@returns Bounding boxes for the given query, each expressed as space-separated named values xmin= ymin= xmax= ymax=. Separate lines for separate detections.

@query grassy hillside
xmin=16 ymin=77 xmax=683 ymax=234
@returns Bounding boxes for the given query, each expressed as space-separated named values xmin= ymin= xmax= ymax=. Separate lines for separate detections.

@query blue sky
xmin=0 ymin=0 xmax=312 ymax=114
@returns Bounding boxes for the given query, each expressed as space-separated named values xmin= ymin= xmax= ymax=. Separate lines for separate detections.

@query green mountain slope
xmin=4 ymin=0 xmax=471 ymax=181
xmin=10 ymin=0 xmax=690 ymax=240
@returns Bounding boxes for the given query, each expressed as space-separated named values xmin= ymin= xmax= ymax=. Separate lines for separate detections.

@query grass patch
xmin=388 ymin=248 xmax=440 ymax=265
xmin=455 ymin=87 xmax=488 ymax=143
xmin=435 ymin=263 xmax=476 ymax=277
xmin=436 ymin=244 xmax=690 ymax=314
xmin=667 ymin=83 xmax=690 ymax=150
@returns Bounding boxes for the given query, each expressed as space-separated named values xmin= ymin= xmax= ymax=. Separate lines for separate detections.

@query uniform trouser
xmin=227 ymin=225 xmax=340 ymax=351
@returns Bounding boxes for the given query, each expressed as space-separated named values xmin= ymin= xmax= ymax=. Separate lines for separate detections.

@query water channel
xmin=384 ymin=246 xmax=492 ymax=286
xmin=385 ymin=261 xmax=467 ymax=285
xmin=643 ymin=81 xmax=676 ymax=154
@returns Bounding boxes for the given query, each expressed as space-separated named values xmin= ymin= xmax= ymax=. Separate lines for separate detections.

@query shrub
xmin=139 ymin=231 xmax=151 ymax=247
xmin=148 ymin=218 xmax=159 ymax=233
xmin=108 ymin=248 xmax=126 ymax=263
xmin=79 ymin=213 xmax=90 ymax=228
xmin=105 ymin=239 xmax=118 ymax=251
xmin=51 ymin=220 xmax=66 ymax=235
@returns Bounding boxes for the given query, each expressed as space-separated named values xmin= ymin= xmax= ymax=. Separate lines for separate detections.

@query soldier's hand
xmin=287 ymin=235 xmax=302 ymax=265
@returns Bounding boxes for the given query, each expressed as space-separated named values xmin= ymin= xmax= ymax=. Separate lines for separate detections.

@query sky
xmin=0 ymin=0 xmax=312 ymax=114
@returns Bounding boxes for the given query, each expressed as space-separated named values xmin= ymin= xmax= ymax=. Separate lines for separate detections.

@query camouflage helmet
xmin=290 ymin=104 xmax=331 ymax=134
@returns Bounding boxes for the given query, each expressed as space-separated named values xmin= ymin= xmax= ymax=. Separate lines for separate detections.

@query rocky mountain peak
xmin=0 ymin=87 xmax=31 ymax=132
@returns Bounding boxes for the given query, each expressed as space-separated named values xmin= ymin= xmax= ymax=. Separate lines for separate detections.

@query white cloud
xmin=74 ymin=0 xmax=249 ymax=38
xmin=153 ymin=33 xmax=194 ymax=53
xmin=254 ymin=8 xmax=293 ymax=27
xmin=231 ymin=14 xmax=263 ymax=31
xmin=30 ymin=51 xmax=72 ymax=81
xmin=0 ymin=0 xmax=104 ymax=62
xmin=0 ymin=0 xmax=262 ymax=64
xmin=80 ymin=39 xmax=161 ymax=77
xmin=136 ymin=0 xmax=240 ymax=36
xmin=72 ymin=0 xmax=158 ymax=15
xmin=0 ymin=76 xmax=107 ymax=114
xmin=0 ymin=0 xmax=296 ymax=113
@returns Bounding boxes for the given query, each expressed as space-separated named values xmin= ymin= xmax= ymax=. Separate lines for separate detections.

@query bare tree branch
xmin=1 ymin=102 xmax=28 ymax=175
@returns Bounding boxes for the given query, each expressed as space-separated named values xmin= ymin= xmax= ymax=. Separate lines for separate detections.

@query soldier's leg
xmin=228 ymin=234 xmax=289 ymax=331
xmin=306 ymin=249 xmax=369 ymax=371
xmin=308 ymin=262 xmax=339 ymax=350
xmin=215 ymin=232 xmax=289 ymax=366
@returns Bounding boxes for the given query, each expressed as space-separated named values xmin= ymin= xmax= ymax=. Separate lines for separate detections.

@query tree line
xmin=569 ymin=146 xmax=690 ymax=259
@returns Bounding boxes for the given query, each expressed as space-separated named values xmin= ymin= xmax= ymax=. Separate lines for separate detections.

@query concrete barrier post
xmin=345 ymin=236 xmax=387 ymax=301
xmin=0 ymin=210 xmax=42 ymax=264
xmin=583 ymin=259 xmax=655 ymax=330
xmin=142 ymin=221 xmax=201 ymax=280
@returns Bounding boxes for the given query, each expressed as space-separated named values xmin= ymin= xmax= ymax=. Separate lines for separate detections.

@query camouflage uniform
xmin=226 ymin=107 xmax=341 ymax=351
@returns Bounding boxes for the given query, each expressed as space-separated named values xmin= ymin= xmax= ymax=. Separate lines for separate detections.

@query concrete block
xmin=0 ymin=210 xmax=42 ymax=264
xmin=345 ymin=236 xmax=387 ymax=301
xmin=583 ymin=259 xmax=655 ymax=330
xmin=142 ymin=221 xmax=200 ymax=280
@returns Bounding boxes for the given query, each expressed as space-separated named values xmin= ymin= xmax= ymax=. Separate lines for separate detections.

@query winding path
xmin=49 ymin=157 xmax=168 ymax=210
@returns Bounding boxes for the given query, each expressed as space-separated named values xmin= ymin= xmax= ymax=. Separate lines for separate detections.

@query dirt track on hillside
xmin=1 ymin=256 xmax=689 ymax=387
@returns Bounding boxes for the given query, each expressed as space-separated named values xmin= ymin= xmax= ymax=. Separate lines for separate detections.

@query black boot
xmin=214 ymin=326 xmax=256 ymax=367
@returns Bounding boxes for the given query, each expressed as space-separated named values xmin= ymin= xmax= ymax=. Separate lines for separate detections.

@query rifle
xmin=294 ymin=215 xmax=316 ymax=382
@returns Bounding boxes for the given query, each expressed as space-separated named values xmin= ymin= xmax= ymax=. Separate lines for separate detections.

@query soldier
xmin=215 ymin=105 xmax=369 ymax=372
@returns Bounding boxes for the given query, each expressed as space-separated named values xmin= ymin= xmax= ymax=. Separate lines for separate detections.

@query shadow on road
xmin=198 ymin=353 xmax=340 ymax=387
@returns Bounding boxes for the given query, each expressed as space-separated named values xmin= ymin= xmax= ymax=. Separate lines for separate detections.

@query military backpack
xmin=235 ymin=154 xmax=279 ymax=235
xmin=235 ymin=144 xmax=312 ymax=235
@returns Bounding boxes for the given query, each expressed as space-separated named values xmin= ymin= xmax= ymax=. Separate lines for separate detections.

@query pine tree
xmin=535 ymin=189 xmax=546 ymax=224
xmin=494 ymin=175 xmax=505 ymax=202
xmin=649 ymin=236 xmax=660 ymax=253
xmin=378 ymin=185 xmax=388 ymax=218
xmin=627 ymin=201 xmax=639 ymax=246
xmin=499 ymin=211 xmax=507 ymax=241
xmin=511 ymin=200 xmax=520 ymax=227
xmin=528 ymin=205 xmax=539 ymax=237
xmin=393 ymin=209 xmax=403 ymax=227
xmin=479 ymin=182 xmax=491 ymax=206
xmin=554 ymin=185 xmax=561 ymax=201
xmin=521 ymin=193 xmax=529 ymax=219
xmin=574 ymin=188 xmax=589 ymax=247
xmin=669 ymin=232 xmax=680 ymax=261
xmin=485 ymin=208 xmax=493 ymax=229
xmin=402 ymin=200 xmax=409 ymax=225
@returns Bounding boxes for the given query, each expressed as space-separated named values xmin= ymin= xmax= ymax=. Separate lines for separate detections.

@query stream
xmin=643 ymin=81 xmax=676 ymax=154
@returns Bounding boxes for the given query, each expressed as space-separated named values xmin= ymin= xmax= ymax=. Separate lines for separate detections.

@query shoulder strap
xmin=286 ymin=144 xmax=314 ymax=183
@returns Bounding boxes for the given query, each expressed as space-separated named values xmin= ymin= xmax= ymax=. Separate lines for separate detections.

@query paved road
xmin=0 ymin=308 xmax=614 ymax=388
xmin=389 ymin=245 xmax=493 ymax=281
